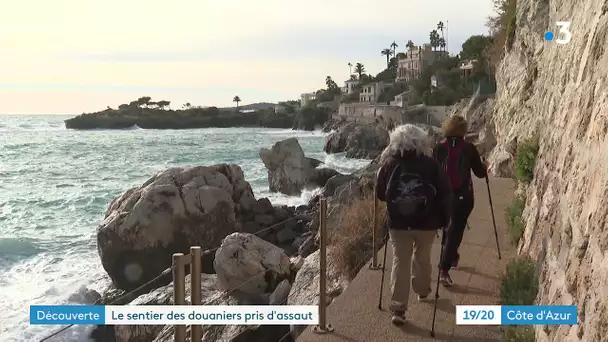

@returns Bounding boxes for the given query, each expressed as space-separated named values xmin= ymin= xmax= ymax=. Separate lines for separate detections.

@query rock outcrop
xmin=214 ymin=233 xmax=291 ymax=296
xmin=323 ymin=122 xmax=389 ymax=159
xmin=97 ymin=164 xmax=312 ymax=291
xmin=260 ymin=138 xmax=342 ymax=195
xmin=287 ymin=247 xmax=349 ymax=339
xmin=97 ymin=164 xmax=255 ymax=290
xmin=487 ymin=1 xmax=608 ymax=341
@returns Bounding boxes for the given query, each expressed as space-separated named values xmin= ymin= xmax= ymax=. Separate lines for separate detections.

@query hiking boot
xmin=391 ymin=310 xmax=406 ymax=325
xmin=440 ymin=271 xmax=454 ymax=287
xmin=418 ymin=294 xmax=431 ymax=302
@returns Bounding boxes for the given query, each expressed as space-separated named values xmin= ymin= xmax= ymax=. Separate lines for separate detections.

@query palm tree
xmin=405 ymin=40 xmax=415 ymax=58
xmin=381 ymin=48 xmax=393 ymax=67
xmin=390 ymin=41 xmax=399 ymax=56
xmin=354 ymin=63 xmax=365 ymax=79
xmin=429 ymin=30 xmax=440 ymax=51
xmin=233 ymin=96 xmax=241 ymax=110
xmin=437 ymin=21 xmax=445 ymax=52
xmin=348 ymin=62 xmax=353 ymax=75
xmin=438 ymin=37 xmax=446 ymax=54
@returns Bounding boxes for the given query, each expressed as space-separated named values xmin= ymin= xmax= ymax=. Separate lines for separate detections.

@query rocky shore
xmin=72 ymin=128 xmax=387 ymax=342
xmin=60 ymin=107 xmax=467 ymax=341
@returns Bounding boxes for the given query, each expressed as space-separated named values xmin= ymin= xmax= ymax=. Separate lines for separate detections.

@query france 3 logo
xmin=544 ymin=22 xmax=572 ymax=45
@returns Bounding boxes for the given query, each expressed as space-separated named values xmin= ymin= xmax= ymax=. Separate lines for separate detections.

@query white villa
xmin=342 ymin=78 xmax=360 ymax=95
xmin=300 ymin=92 xmax=317 ymax=107
xmin=359 ymin=81 xmax=392 ymax=103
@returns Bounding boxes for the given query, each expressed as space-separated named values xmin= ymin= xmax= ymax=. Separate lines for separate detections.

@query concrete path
xmin=298 ymin=177 xmax=517 ymax=342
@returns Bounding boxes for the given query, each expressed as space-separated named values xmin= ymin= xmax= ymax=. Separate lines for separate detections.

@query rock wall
xmin=488 ymin=0 xmax=608 ymax=341
xmin=336 ymin=103 xmax=442 ymax=127
xmin=336 ymin=103 xmax=404 ymax=124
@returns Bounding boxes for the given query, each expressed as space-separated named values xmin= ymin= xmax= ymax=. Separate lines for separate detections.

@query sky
xmin=0 ymin=0 xmax=496 ymax=115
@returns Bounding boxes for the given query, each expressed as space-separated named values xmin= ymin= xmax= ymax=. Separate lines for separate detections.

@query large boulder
xmin=97 ymin=164 xmax=256 ymax=290
xmin=259 ymin=138 xmax=315 ymax=196
xmin=323 ymin=122 xmax=389 ymax=159
xmin=214 ymin=233 xmax=291 ymax=295
xmin=260 ymin=138 xmax=342 ymax=195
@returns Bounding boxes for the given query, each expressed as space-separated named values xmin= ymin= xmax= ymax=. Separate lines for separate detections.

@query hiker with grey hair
xmin=376 ymin=124 xmax=453 ymax=325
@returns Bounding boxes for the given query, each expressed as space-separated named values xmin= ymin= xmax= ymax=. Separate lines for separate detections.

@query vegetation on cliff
xmin=515 ymin=138 xmax=540 ymax=184
xmin=505 ymin=195 xmax=526 ymax=245
xmin=500 ymin=256 xmax=538 ymax=341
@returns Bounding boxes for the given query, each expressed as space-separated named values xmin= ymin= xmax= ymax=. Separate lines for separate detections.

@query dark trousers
xmin=440 ymin=193 xmax=474 ymax=271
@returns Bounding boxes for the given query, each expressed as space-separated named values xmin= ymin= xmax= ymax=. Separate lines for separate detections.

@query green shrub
xmin=515 ymin=138 xmax=539 ymax=184
xmin=500 ymin=256 xmax=538 ymax=342
xmin=501 ymin=326 xmax=535 ymax=342
xmin=500 ymin=256 xmax=538 ymax=305
xmin=505 ymin=196 xmax=526 ymax=245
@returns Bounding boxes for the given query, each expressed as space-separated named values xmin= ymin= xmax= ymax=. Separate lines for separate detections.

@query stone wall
xmin=335 ymin=103 xmax=438 ymax=126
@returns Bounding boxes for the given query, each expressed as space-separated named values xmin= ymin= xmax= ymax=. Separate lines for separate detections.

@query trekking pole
xmin=430 ymin=229 xmax=446 ymax=337
xmin=485 ymin=177 xmax=502 ymax=260
xmin=377 ymin=234 xmax=389 ymax=310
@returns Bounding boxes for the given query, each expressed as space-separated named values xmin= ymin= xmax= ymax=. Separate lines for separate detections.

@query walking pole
xmin=485 ymin=177 xmax=502 ymax=260
xmin=377 ymin=233 xmax=389 ymax=310
xmin=430 ymin=229 xmax=445 ymax=337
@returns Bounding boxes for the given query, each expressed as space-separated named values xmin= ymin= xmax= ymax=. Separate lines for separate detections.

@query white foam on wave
xmin=256 ymin=187 xmax=322 ymax=207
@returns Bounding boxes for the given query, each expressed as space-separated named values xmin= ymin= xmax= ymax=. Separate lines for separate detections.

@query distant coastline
xmin=64 ymin=97 xmax=329 ymax=130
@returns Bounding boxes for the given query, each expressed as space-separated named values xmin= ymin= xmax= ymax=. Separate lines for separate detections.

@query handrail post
xmin=172 ymin=253 xmax=186 ymax=342
xmin=313 ymin=198 xmax=334 ymax=334
xmin=190 ymin=247 xmax=202 ymax=342
xmin=369 ymin=185 xmax=382 ymax=270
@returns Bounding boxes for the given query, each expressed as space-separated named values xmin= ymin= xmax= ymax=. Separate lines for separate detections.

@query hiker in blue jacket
xmin=433 ymin=115 xmax=487 ymax=286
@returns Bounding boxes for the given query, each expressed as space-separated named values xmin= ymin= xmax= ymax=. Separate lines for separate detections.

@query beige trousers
xmin=388 ymin=229 xmax=436 ymax=312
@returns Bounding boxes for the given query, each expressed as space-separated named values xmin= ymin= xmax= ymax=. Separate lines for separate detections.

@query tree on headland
xmin=137 ymin=96 xmax=151 ymax=108
xmin=156 ymin=100 xmax=170 ymax=110
xmin=381 ymin=48 xmax=393 ymax=67
xmin=233 ymin=96 xmax=241 ymax=110
xmin=182 ymin=102 xmax=191 ymax=109
xmin=390 ymin=41 xmax=399 ymax=56
xmin=406 ymin=40 xmax=415 ymax=50
xmin=354 ymin=63 xmax=365 ymax=79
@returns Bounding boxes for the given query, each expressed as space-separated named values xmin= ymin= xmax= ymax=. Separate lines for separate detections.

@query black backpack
xmin=385 ymin=162 xmax=437 ymax=229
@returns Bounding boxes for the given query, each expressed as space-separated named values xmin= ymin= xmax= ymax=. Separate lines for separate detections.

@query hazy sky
xmin=0 ymin=0 xmax=495 ymax=115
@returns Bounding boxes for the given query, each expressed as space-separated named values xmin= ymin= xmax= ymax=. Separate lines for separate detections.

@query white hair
xmin=379 ymin=124 xmax=431 ymax=162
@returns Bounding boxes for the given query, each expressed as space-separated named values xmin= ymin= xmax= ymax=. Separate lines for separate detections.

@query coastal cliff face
xmin=488 ymin=0 xmax=608 ymax=340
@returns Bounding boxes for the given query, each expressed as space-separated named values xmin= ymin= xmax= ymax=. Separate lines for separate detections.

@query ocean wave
xmin=0 ymin=237 xmax=44 ymax=262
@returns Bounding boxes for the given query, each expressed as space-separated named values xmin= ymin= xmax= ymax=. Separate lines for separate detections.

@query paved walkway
xmin=298 ymin=177 xmax=516 ymax=342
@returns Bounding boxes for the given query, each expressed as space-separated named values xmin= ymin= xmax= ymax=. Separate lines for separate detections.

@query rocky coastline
xmin=63 ymin=100 xmax=329 ymax=131
xmin=62 ymin=108 xmax=473 ymax=341
xmin=70 ymin=122 xmax=388 ymax=342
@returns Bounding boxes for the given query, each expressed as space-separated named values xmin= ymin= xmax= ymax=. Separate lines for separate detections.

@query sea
xmin=0 ymin=115 xmax=371 ymax=342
